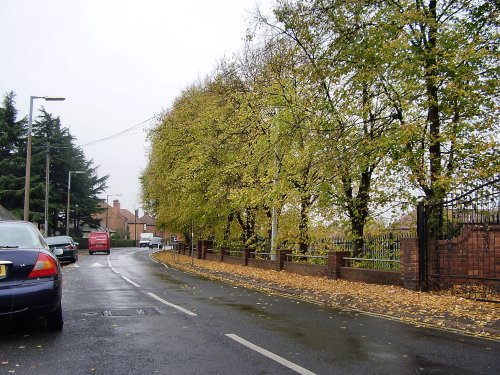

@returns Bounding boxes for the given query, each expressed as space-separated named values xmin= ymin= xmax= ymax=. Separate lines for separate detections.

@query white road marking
xmin=111 ymin=268 xmax=120 ymax=274
xmin=66 ymin=263 xmax=80 ymax=268
xmin=107 ymin=256 xmax=112 ymax=267
xmin=90 ymin=262 xmax=104 ymax=267
xmin=121 ymin=275 xmax=141 ymax=288
xmin=147 ymin=292 xmax=197 ymax=317
xmin=225 ymin=334 xmax=316 ymax=375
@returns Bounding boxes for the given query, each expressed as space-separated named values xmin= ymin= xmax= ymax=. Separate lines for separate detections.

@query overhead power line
xmin=79 ymin=114 xmax=160 ymax=147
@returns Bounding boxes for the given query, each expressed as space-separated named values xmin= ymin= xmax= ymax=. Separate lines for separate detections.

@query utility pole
xmin=134 ymin=208 xmax=138 ymax=247
xmin=66 ymin=170 xmax=84 ymax=235
xmin=44 ymin=143 xmax=50 ymax=236
xmin=270 ymin=148 xmax=279 ymax=260
xmin=191 ymin=220 xmax=194 ymax=266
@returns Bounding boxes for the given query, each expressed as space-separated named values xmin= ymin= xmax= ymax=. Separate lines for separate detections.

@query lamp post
xmin=24 ymin=96 xmax=65 ymax=221
xmin=105 ymin=194 xmax=121 ymax=231
xmin=66 ymin=170 xmax=84 ymax=235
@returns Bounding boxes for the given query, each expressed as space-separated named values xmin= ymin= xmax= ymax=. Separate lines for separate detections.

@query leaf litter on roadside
xmin=153 ymin=252 xmax=499 ymax=338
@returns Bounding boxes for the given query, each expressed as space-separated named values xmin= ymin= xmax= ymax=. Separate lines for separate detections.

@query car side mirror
xmin=74 ymin=242 xmax=79 ymax=246
xmin=53 ymin=248 xmax=64 ymax=256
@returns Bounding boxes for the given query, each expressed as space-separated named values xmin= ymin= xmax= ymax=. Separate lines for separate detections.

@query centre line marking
xmin=225 ymin=334 xmax=316 ymax=375
xmin=121 ymin=275 xmax=140 ymax=288
xmin=147 ymin=292 xmax=197 ymax=317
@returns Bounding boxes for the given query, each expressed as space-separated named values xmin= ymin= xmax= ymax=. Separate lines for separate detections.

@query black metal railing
xmin=428 ymin=176 xmax=500 ymax=237
xmin=332 ymin=233 xmax=414 ymax=270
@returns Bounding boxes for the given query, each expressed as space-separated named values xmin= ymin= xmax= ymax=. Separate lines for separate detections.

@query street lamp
xmin=105 ymin=193 xmax=121 ymax=231
xmin=66 ymin=170 xmax=84 ymax=235
xmin=24 ymin=95 xmax=65 ymax=221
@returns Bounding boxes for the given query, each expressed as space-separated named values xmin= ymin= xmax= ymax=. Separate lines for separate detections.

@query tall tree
xmin=0 ymin=92 xmax=27 ymax=216
xmin=384 ymin=0 xmax=500 ymax=202
xmin=30 ymin=109 xmax=107 ymax=235
xmin=263 ymin=0 xmax=403 ymax=254
xmin=0 ymin=92 xmax=107 ymax=235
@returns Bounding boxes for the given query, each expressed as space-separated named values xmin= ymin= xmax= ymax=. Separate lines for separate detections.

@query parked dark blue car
xmin=45 ymin=235 xmax=79 ymax=263
xmin=0 ymin=221 xmax=63 ymax=330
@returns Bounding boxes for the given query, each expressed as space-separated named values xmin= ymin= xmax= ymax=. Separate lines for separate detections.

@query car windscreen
xmin=45 ymin=236 xmax=69 ymax=245
xmin=0 ymin=223 xmax=46 ymax=249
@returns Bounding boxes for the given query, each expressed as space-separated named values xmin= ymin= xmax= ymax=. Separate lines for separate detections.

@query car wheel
xmin=46 ymin=304 xmax=63 ymax=331
xmin=89 ymin=251 xmax=93 ymax=255
xmin=106 ymin=250 xmax=110 ymax=255
xmin=71 ymin=251 xmax=78 ymax=263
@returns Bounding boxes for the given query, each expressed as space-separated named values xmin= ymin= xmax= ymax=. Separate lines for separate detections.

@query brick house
xmin=94 ymin=199 xmax=181 ymax=242
xmin=94 ymin=200 xmax=128 ymax=235
xmin=93 ymin=199 xmax=132 ymax=238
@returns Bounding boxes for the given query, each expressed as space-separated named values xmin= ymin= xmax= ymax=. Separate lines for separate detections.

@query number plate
xmin=0 ymin=264 xmax=6 ymax=278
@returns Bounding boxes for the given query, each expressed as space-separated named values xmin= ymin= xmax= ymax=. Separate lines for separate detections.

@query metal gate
xmin=419 ymin=176 xmax=500 ymax=300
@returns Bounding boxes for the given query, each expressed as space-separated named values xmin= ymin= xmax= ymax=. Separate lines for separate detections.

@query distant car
xmin=148 ymin=237 xmax=164 ymax=249
xmin=139 ymin=233 xmax=153 ymax=248
xmin=88 ymin=231 xmax=110 ymax=255
xmin=0 ymin=221 xmax=64 ymax=330
xmin=45 ymin=235 xmax=79 ymax=263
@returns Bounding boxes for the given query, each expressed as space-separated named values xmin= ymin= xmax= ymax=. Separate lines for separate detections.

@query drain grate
xmin=102 ymin=307 xmax=160 ymax=317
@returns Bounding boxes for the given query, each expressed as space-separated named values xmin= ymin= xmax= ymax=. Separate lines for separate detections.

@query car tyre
xmin=89 ymin=251 xmax=93 ymax=255
xmin=46 ymin=304 xmax=63 ymax=331
xmin=106 ymin=250 xmax=110 ymax=255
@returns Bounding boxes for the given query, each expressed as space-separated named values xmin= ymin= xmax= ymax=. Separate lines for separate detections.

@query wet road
xmin=0 ymin=247 xmax=498 ymax=374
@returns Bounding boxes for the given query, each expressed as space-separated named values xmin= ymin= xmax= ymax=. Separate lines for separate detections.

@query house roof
xmin=120 ymin=209 xmax=136 ymax=223
xmin=0 ymin=205 xmax=18 ymax=220
xmin=140 ymin=213 xmax=156 ymax=226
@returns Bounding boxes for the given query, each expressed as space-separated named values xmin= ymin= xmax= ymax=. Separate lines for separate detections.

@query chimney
xmin=113 ymin=199 xmax=120 ymax=210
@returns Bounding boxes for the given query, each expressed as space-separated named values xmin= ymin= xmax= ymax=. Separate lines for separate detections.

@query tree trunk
xmin=235 ymin=209 xmax=256 ymax=247
xmin=352 ymin=170 xmax=371 ymax=257
xmin=298 ymin=193 xmax=310 ymax=254
xmin=425 ymin=0 xmax=444 ymax=204
xmin=223 ymin=212 xmax=234 ymax=243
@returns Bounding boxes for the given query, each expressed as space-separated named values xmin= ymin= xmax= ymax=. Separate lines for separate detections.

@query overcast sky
xmin=0 ymin=0 xmax=273 ymax=214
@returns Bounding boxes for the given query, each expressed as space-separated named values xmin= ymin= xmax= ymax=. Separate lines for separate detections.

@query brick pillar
xmin=275 ymin=250 xmax=291 ymax=271
xmin=327 ymin=251 xmax=349 ymax=279
xmin=242 ymin=248 xmax=250 ymax=266
xmin=400 ymin=237 xmax=420 ymax=291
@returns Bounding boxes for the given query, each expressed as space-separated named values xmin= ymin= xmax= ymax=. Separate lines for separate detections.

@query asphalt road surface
xmin=1 ymin=247 xmax=498 ymax=374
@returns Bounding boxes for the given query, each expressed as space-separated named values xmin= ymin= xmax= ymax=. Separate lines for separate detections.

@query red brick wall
xmin=223 ymin=255 xmax=244 ymax=266
xmin=171 ymin=227 xmax=499 ymax=291
xmin=340 ymin=267 xmax=402 ymax=285
xmin=248 ymin=258 xmax=275 ymax=270
xmin=431 ymin=224 xmax=500 ymax=287
xmin=283 ymin=262 xmax=328 ymax=277
xmin=205 ymin=253 xmax=220 ymax=262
